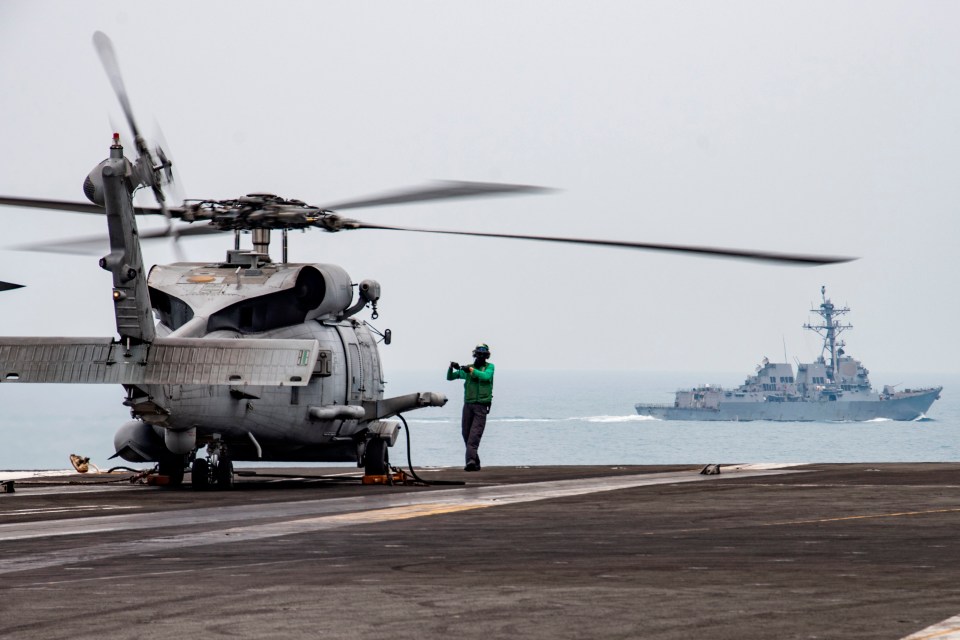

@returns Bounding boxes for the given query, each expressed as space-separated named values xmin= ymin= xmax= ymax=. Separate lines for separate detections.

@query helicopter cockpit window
xmin=149 ymin=288 xmax=195 ymax=331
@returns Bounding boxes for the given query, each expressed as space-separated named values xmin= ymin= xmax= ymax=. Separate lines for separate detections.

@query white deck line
xmin=0 ymin=467 xmax=800 ymax=575
xmin=903 ymin=614 xmax=960 ymax=639
xmin=0 ymin=470 xmax=76 ymax=481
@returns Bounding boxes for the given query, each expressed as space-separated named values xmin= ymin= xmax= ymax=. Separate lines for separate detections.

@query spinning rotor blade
xmin=11 ymin=225 xmax=222 ymax=255
xmin=93 ymin=31 xmax=141 ymax=143
xmin=319 ymin=180 xmax=553 ymax=211
xmin=348 ymin=222 xmax=855 ymax=266
xmin=0 ymin=195 xmax=183 ymax=217
xmin=150 ymin=224 xmax=225 ymax=238
xmin=0 ymin=196 xmax=107 ymax=215
xmin=93 ymin=32 xmax=173 ymax=219
xmin=153 ymin=122 xmax=185 ymax=203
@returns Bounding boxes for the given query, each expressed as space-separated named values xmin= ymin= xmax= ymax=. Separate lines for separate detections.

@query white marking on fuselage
xmin=0 ymin=467 xmax=801 ymax=575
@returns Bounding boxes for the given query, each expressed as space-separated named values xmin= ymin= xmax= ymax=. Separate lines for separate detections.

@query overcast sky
xmin=0 ymin=1 xmax=957 ymax=376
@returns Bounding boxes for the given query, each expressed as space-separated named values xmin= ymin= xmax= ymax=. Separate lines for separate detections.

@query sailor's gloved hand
xmin=450 ymin=362 xmax=460 ymax=370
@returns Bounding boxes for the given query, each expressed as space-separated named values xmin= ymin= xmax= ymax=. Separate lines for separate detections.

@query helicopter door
xmin=355 ymin=328 xmax=383 ymax=399
xmin=349 ymin=343 xmax=363 ymax=400
xmin=335 ymin=325 xmax=382 ymax=403
xmin=335 ymin=325 xmax=363 ymax=404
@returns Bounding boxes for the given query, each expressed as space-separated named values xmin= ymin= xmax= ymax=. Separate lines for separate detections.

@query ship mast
xmin=803 ymin=286 xmax=852 ymax=382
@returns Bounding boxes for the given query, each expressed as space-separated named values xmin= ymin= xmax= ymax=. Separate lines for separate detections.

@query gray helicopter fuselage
xmin=40 ymin=139 xmax=444 ymax=471
xmin=135 ymin=258 xmax=386 ymax=461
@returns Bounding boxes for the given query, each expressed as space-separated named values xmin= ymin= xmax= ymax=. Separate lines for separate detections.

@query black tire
xmin=364 ymin=438 xmax=389 ymax=476
xmin=215 ymin=457 xmax=234 ymax=490
xmin=191 ymin=458 xmax=210 ymax=490
xmin=158 ymin=456 xmax=185 ymax=488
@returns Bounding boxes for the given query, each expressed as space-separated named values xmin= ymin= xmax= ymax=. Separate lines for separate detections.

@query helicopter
xmin=0 ymin=33 xmax=853 ymax=489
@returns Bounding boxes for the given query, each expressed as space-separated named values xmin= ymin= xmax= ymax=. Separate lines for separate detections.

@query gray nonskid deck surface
xmin=1 ymin=463 xmax=959 ymax=640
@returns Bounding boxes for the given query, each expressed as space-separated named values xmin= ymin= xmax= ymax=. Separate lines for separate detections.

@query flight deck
xmin=1 ymin=463 xmax=959 ymax=639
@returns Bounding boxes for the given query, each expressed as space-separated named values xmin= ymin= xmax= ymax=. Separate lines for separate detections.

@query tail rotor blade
xmin=92 ymin=31 xmax=141 ymax=144
xmin=93 ymin=32 xmax=174 ymax=218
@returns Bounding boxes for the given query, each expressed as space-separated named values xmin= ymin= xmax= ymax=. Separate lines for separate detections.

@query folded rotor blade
xmin=319 ymin=180 xmax=554 ymax=211
xmin=350 ymin=223 xmax=856 ymax=266
xmin=0 ymin=281 xmax=24 ymax=292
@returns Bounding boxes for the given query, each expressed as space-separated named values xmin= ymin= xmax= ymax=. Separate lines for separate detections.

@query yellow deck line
xmin=765 ymin=507 xmax=960 ymax=527
xmin=318 ymin=502 xmax=492 ymax=524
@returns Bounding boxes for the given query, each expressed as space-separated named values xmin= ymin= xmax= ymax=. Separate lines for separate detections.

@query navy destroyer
xmin=635 ymin=288 xmax=941 ymax=421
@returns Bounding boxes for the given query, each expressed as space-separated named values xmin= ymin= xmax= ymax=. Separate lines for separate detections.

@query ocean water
xmin=0 ymin=370 xmax=955 ymax=470
xmin=391 ymin=370 xmax=958 ymax=468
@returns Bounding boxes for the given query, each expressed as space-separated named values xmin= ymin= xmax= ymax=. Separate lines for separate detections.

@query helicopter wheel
xmin=158 ymin=455 xmax=186 ymax=488
xmin=364 ymin=437 xmax=389 ymax=476
xmin=215 ymin=456 xmax=234 ymax=490
xmin=191 ymin=458 xmax=211 ymax=490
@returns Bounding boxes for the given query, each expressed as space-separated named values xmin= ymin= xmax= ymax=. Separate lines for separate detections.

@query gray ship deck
xmin=2 ymin=463 xmax=960 ymax=639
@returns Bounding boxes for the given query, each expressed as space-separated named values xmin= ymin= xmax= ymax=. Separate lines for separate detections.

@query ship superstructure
xmin=635 ymin=288 xmax=941 ymax=421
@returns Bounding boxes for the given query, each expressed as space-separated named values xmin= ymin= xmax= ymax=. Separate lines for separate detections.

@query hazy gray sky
xmin=0 ymin=0 xmax=957 ymax=375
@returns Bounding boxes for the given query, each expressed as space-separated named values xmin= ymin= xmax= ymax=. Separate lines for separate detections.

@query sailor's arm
xmin=471 ymin=363 xmax=494 ymax=381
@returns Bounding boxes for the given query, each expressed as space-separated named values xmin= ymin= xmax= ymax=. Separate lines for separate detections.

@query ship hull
xmin=635 ymin=388 xmax=941 ymax=422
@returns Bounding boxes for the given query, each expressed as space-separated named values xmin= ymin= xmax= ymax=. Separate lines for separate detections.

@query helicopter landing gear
xmin=191 ymin=458 xmax=210 ymax=490
xmin=190 ymin=438 xmax=234 ymax=490
xmin=215 ymin=454 xmax=234 ymax=489
xmin=157 ymin=455 xmax=186 ymax=487
xmin=363 ymin=437 xmax=389 ymax=476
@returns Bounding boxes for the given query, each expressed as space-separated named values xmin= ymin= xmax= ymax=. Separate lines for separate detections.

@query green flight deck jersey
xmin=447 ymin=362 xmax=495 ymax=404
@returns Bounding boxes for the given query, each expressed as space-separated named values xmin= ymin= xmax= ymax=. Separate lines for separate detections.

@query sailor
xmin=447 ymin=343 xmax=495 ymax=471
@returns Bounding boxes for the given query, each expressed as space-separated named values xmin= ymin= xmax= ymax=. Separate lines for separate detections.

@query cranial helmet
xmin=473 ymin=343 xmax=491 ymax=359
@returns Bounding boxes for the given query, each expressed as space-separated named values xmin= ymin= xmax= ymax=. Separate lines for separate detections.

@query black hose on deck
xmin=398 ymin=413 xmax=464 ymax=486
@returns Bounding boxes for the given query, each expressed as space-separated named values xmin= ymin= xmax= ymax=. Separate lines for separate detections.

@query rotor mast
xmin=803 ymin=285 xmax=852 ymax=382
xmin=234 ymin=229 xmax=291 ymax=264
xmin=251 ymin=229 xmax=271 ymax=259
